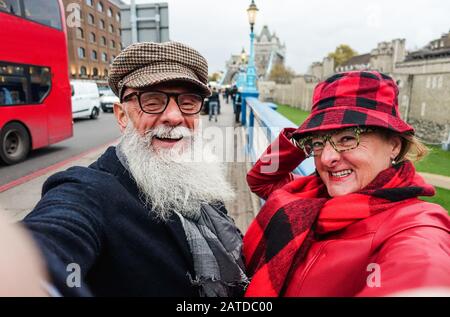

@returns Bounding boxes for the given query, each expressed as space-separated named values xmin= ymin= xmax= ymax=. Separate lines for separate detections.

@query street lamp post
xmin=245 ymin=0 xmax=258 ymax=91
xmin=241 ymin=0 xmax=260 ymax=126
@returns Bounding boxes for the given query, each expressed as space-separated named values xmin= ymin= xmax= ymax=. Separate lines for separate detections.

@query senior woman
xmin=243 ymin=71 xmax=450 ymax=297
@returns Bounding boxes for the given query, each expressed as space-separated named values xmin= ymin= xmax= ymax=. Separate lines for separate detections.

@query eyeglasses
xmin=122 ymin=90 xmax=205 ymax=115
xmin=295 ymin=127 xmax=375 ymax=157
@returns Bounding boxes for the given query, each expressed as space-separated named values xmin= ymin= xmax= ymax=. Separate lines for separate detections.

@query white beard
xmin=119 ymin=123 xmax=235 ymax=221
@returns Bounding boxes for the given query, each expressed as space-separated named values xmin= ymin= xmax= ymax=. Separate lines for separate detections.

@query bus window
xmin=0 ymin=0 xmax=21 ymax=15
xmin=29 ymin=66 xmax=51 ymax=103
xmin=0 ymin=62 xmax=52 ymax=105
xmin=23 ymin=0 xmax=62 ymax=30
xmin=0 ymin=76 xmax=27 ymax=106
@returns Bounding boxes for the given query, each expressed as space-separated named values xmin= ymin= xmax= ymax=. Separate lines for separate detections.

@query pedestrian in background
xmin=208 ymin=87 xmax=220 ymax=122
xmin=235 ymin=91 xmax=242 ymax=124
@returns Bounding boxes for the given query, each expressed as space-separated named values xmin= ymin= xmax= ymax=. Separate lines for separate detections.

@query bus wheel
xmin=90 ymin=107 xmax=99 ymax=119
xmin=0 ymin=122 xmax=31 ymax=165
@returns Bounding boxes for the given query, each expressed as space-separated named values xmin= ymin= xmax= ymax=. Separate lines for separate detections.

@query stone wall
xmin=407 ymin=118 xmax=450 ymax=144
xmin=258 ymin=77 xmax=316 ymax=111
xmin=393 ymin=57 xmax=450 ymax=143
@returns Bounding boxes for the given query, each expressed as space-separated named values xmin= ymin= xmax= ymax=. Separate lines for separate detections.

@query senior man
xmin=21 ymin=42 xmax=247 ymax=296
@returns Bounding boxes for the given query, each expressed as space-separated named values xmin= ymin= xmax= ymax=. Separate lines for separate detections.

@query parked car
xmin=100 ymin=88 xmax=119 ymax=113
xmin=70 ymin=80 xmax=101 ymax=119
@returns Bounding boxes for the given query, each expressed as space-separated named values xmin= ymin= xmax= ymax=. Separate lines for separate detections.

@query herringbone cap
xmin=108 ymin=41 xmax=211 ymax=100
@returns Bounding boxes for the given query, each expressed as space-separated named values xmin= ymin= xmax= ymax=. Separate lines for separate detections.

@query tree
xmin=269 ymin=63 xmax=295 ymax=84
xmin=328 ymin=44 xmax=358 ymax=67
xmin=208 ymin=72 xmax=222 ymax=82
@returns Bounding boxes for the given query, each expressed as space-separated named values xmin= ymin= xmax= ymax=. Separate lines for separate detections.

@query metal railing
xmin=243 ymin=97 xmax=315 ymax=176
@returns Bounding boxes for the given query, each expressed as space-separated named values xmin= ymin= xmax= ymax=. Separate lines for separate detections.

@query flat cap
xmin=108 ymin=41 xmax=211 ymax=100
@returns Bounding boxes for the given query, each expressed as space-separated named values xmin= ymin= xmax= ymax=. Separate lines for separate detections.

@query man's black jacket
xmin=22 ymin=147 xmax=201 ymax=296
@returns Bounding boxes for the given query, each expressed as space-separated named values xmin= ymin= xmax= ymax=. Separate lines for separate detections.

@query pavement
xmin=0 ymin=140 xmax=119 ymax=222
xmin=419 ymin=172 xmax=450 ymax=191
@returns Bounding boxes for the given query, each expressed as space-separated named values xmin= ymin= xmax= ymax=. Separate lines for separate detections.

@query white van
xmin=99 ymin=88 xmax=120 ymax=113
xmin=70 ymin=80 xmax=101 ymax=119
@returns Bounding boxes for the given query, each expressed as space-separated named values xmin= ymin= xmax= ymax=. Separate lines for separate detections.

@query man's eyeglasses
xmin=122 ymin=91 xmax=205 ymax=115
xmin=295 ymin=127 xmax=375 ymax=157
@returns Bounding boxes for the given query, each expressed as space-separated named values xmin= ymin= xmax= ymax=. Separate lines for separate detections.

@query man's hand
xmin=0 ymin=213 xmax=49 ymax=296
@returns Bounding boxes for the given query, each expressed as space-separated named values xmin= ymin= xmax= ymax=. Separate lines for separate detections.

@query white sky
xmin=122 ymin=0 xmax=450 ymax=74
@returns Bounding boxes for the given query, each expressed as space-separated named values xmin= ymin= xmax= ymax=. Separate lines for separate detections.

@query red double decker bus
xmin=0 ymin=0 xmax=72 ymax=165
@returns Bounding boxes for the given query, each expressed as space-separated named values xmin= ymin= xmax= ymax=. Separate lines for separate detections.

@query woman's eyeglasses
xmin=295 ymin=127 xmax=375 ymax=157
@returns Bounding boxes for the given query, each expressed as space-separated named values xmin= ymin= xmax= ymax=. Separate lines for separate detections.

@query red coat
xmin=246 ymin=128 xmax=450 ymax=296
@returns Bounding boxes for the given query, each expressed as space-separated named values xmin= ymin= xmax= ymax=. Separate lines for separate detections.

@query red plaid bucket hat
xmin=292 ymin=71 xmax=414 ymax=138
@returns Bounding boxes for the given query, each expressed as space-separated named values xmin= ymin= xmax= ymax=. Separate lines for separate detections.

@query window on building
xmin=80 ymin=66 xmax=87 ymax=76
xmin=108 ymin=8 xmax=112 ymax=17
xmin=97 ymin=2 xmax=103 ymax=12
xmin=116 ymin=12 xmax=120 ymax=22
xmin=109 ymin=24 xmax=114 ymax=33
xmin=432 ymin=76 xmax=437 ymax=89
xmin=441 ymin=41 xmax=445 ymax=48
xmin=99 ymin=19 xmax=105 ymax=29
xmin=426 ymin=76 xmax=431 ymax=89
xmin=420 ymin=102 xmax=426 ymax=117
xmin=91 ymin=50 xmax=97 ymax=60
xmin=89 ymin=32 xmax=96 ymax=43
xmin=0 ymin=0 xmax=21 ymax=15
xmin=88 ymin=13 xmax=94 ymax=25
xmin=110 ymin=40 xmax=115 ymax=49
xmin=101 ymin=36 xmax=106 ymax=46
xmin=76 ymin=27 xmax=84 ymax=39
xmin=92 ymin=67 xmax=98 ymax=77
xmin=104 ymin=69 xmax=108 ymax=77
xmin=102 ymin=52 xmax=108 ymax=63
xmin=23 ymin=0 xmax=62 ymax=30
xmin=85 ymin=0 xmax=93 ymax=6
xmin=78 ymin=47 xmax=86 ymax=59
xmin=438 ymin=76 xmax=443 ymax=89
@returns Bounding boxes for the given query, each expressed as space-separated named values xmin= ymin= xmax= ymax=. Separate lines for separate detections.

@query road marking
xmin=0 ymin=139 xmax=119 ymax=193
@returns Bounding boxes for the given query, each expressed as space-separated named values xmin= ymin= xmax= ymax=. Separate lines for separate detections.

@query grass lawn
xmin=276 ymin=103 xmax=310 ymax=125
xmin=421 ymin=187 xmax=450 ymax=214
xmin=414 ymin=145 xmax=450 ymax=177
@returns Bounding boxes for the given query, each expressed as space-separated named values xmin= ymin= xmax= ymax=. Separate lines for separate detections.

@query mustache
xmin=143 ymin=125 xmax=194 ymax=139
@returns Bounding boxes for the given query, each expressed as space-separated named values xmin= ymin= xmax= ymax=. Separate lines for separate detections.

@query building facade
xmin=394 ymin=32 xmax=450 ymax=143
xmin=119 ymin=2 xmax=169 ymax=47
xmin=222 ymin=25 xmax=285 ymax=85
xmin=254 ymin=25 xmax=286 ymax=79
xmin=62 ymin=0 xmax=123 ymax=82
xmin=259 ymin=31 xmax=450 ymax=143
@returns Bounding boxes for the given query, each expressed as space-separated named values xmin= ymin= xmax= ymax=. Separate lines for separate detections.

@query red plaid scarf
xmin=243 ymin=161 xmax=435 ymax=297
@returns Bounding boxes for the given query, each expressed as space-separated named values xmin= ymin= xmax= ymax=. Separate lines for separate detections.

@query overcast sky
xmin=122 ymin=0 xmax=450 ymax=75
